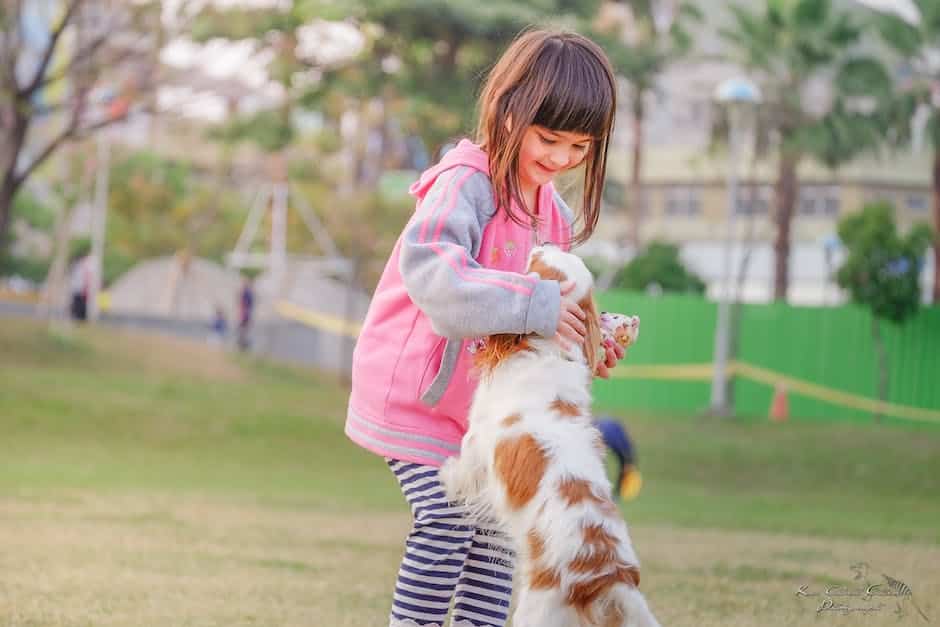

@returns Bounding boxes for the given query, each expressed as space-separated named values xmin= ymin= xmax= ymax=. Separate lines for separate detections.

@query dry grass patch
xmin=1 ymin=494 xmax=937 ymax=627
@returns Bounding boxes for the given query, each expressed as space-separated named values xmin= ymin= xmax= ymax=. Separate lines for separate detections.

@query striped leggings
xmin=386 ymin=458 xmax=515 ymax=627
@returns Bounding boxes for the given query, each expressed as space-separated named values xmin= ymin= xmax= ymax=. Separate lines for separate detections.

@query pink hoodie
xmin=345 ymin=140 xmax=573 ymax=466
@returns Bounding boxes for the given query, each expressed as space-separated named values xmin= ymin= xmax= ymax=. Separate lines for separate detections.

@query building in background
xmin=589 ymin=0 xmax=936 ymax=305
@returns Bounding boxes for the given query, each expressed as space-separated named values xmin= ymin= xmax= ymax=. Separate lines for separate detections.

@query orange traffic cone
xmin=769 ymin=384 xmax=789 ymax=422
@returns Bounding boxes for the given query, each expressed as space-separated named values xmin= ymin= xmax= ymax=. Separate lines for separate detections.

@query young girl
xmin=346 ymin=29 xmax=622 ymax=627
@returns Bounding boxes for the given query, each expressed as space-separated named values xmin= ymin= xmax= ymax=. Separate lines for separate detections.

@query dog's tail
xmin=591 ymin=581 xmax=660 ymax=627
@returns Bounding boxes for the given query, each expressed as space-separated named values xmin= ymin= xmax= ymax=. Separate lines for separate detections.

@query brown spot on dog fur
xmin=581 ymin=523 xmax=620 ymax=555
xmin=624 ymin=565 xmax=640 ymax=587
xmin=527 ymin=529 xmax=546 ymax=561
xmin=474 ymin=334 xmax=533 ymax=373
xmin=527 ymin=252 xmax=569 ymax=283
xmin=566 ymin=523 xmax=641 ymax=622
xmin=557 ymin=478 xmax=605 ymax=507
xmin=568 ymin=564 xmax=641 ymax=623
xmin=550 ymin=398 xmax=581 ymax=418
xmin=530 ymin=565 xmax=561 ymax=590
xmin=526 ymin=527 xmax=558 ymax=592
xmin=494 ymin=434 xmax=547 ymax=510
xmin=501 ymin=413 xmax=522 ymax=428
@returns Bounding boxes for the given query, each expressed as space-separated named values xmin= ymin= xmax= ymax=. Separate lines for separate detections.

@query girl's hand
xmin=554 ymin=280 xmax=586 ymax=349
xmin=595 ymin=338 xmax=626 ymax=379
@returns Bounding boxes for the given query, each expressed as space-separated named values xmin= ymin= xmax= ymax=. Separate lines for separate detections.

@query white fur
xmin=440 ymin=246 xmax=660 ymax=627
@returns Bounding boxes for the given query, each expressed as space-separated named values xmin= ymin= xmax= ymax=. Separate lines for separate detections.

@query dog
xmin=439 ymin=244 xmax=659 ymax=627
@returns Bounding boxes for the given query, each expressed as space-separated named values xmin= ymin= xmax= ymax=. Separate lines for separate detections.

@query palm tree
xmin=720 ymin=0 xmax=886 ymax=301
xmin=869 ymin=0 xmax=940 ymax=303
xmin=593 ymin=0 xmax=702 ymax=248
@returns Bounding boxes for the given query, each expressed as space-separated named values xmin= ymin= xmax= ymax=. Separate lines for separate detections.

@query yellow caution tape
xmin=610 ymin=360 xmax=940 ymax=424
xmin=728 ymin=361 xmax=940 ymax=424
xmin=607 ymin=363 xmax=714 ymax=381
xmin=273 ymin=300 xmax=940 ymax=425
xmin=275 ymin=300 xmax=362 ymax=338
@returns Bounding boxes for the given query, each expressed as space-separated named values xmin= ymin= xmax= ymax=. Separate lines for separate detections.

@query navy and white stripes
xmin=387 ymin=458 xmax=515 ymax=627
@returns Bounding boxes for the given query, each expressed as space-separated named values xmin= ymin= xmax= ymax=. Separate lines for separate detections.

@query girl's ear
xmin=504 ymin=113 xmax=513 ymax=133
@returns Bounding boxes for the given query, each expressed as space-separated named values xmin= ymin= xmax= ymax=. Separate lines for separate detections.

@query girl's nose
xmin=549 ymin=150 xmax=568 ymax=168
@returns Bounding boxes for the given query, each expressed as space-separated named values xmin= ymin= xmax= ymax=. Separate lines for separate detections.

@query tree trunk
xmin=870 ymin=315 xmax=888 ymax=423
xmin=932 ymin=149 xmax=940 ymax=304
xmin=39 ymin=195 xmax=76 ymax=318
xmin=629 ymin=95 xmax=644 ymax=249
xmin=0 ymin=175 xmax=17 ymax=251
xmin=773 ymin=153 xmax=798 ymax=302
xmin=0 ymin=113 xmax=29 ymax=253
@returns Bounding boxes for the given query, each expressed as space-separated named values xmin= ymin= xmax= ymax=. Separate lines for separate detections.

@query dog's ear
xmin=578 ymin=292 xmax=604 ymax=375
xmin=474 ymin=334 xmax=532 ymax=374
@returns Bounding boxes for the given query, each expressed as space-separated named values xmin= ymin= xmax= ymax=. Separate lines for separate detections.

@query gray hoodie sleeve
xmin=399 ymin=166 xmax=560 ymax=340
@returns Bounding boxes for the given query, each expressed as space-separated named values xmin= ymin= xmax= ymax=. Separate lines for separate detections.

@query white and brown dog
xmin=439 ymin=244 xmax=657 ymax=627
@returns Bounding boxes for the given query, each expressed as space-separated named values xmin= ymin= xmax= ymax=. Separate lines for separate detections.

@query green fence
xmin=593 ymin=290 xmax=940 ymax=425
xmin=593 ymin=291 xmax=715 ymax=414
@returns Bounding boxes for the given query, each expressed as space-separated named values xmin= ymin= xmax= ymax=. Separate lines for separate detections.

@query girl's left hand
xmin=595 ymin=339 xmax=626 ymax=379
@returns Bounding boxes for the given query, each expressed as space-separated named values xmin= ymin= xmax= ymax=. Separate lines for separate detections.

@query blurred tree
xmin=591 ymin=0 xmax=702 ymax=247
xmin=0 ymin=189 xmax=56 ymax=283
xmin=332 ymin=1 xmax=555 ymax=157
xmin=869 ymin=1 xmax=940 ymax=303
xmin=189 ymin=2 xmax=326 ymax=154
xmin=106 ymin=150 xmax=246 ymax=268
xmin=835 ymin=201 xmax=932 ymax=417
xmin=612 ymin=240 xmax=705 ymax=293
xmin=193 ymin=1 xmax=629 ymax=176
xmin=720 ymin=0 xmax=891 ymax=302
xmin=11 ymin=190 xmax=56 ymax=232
xmin=0 ymin=0 xmax=167 ymax=257
xmin=189 ymin=0 xmax=622 ymax=292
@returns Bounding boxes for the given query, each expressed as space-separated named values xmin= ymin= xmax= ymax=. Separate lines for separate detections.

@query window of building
xmin=735 ymin=184 xmax=772 ymax=215
xmin=906 ymin=193 xmax=929 ymax=212
xmin=602 ymin=180 xmax=625 ymax=212
xmin=602 ymin=181 xmax=651 ymax=215
xmin=799 ymin=185 xmax=840 ymax=216
xmin=863 ymin=187 xmax=896 ymax=208
xmin=665 ymin=185 xmax=701 ymax=216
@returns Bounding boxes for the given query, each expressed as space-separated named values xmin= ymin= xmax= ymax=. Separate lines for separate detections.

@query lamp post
xmin=710 ymin=77 xmax=762 ymax=416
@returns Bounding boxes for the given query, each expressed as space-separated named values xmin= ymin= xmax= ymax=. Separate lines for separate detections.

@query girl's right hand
xmin=554 ymin=280 xmax=586 ymax=349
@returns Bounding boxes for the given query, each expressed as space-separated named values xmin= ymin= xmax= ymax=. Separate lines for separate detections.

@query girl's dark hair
xmin=476 ymin=28 xmax=616 ymax=246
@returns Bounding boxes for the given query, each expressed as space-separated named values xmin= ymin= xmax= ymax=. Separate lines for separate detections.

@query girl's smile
xmin=518 ymin=125 xmax=593 ymax=200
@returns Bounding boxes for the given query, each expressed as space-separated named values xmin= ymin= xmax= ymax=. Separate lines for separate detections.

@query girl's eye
xmin=574 ymin=144 xmax=589 ymax=151
xmin=540 ymin=136 xmax=557 ymax=145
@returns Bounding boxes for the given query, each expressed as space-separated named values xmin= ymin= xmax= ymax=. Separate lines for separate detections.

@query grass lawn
xmin=1 ymin=318 xmax=938 ymax=626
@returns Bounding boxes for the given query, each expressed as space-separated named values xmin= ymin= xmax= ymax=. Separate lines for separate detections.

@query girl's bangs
xmin=531 ymin=46 xmax=613 ymax=139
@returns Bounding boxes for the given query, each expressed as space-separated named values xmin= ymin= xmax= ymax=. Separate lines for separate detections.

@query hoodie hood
xmin=409 ymin=139 xmax=489 ymax=199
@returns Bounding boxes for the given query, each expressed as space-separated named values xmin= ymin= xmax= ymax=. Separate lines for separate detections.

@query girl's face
xmin=517 ymin=125 xmax=593 ymax=192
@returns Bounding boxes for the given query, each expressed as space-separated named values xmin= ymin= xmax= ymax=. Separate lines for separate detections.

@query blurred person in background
xmin=237 ymin=276 xmax=254 ymax=351
xmin=69 ymin=253 xmax=93 ymax=322
xmin=209 ymin=304 xmax=228 ymax=346
xmin=594 ymin=416 xmax=643 ymax=501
